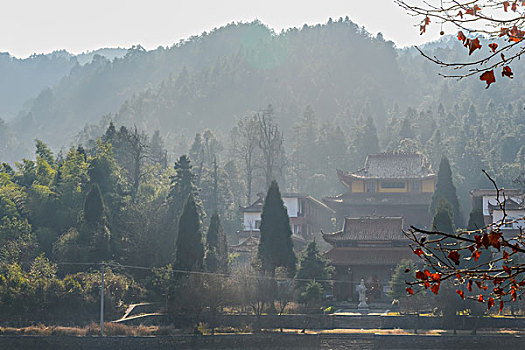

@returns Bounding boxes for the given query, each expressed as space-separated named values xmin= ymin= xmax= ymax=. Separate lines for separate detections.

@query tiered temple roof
xmin=337 ymin=152 xmax=435 ymax=186
xmin=322 ymin=217 xmax=405 ymax=243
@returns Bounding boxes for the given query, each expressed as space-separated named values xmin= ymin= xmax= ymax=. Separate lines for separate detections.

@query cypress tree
xmin=83 ymin=184 xmax=105 ymax=227
xmin=257 ymin=181 xmax=296 ymax=275
xmin=432 ymin=199 xmax=455 ymax=234
xmin=81 ymin=184 xmax=111 ymax=261
xmin=204 ymin=211 xmax=228 ymax=273
xmin=430 ymin=157 xmax=462 ymax=227
xmin=467 ymin=208 xmax=485 ymax=231
xmin=430 ymin=199 xmax=456 ymax=267
xmin=175 ymin=194 xmax=204 ymax=271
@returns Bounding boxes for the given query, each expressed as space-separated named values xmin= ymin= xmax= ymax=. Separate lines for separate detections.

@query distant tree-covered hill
xmin=2 ymin=19 xmax=525 ymax=167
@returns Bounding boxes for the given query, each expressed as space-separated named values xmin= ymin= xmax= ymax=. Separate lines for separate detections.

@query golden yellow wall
xmin=351 ymin=180 xmax=364 ymax=192
xmin=378 ymin=182 xmax=408 ymax=193
xmin=422 ymin=179 xmax=435 ymax=193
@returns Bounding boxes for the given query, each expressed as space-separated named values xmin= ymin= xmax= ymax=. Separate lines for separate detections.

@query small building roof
xmin=337 ymin=152 xmax=435 ymax=182
xmin=323 ymin=217 xmax=405 ymax=243
xmin=240 ymin=193 xmax=335 ymax=213
xmin=488 ymin=197 xmax=524 ymax=211
xmin=470 ymin=188 xmax=523 ymax=198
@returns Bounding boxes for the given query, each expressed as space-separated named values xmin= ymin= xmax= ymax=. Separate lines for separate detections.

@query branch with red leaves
xmin=405 ymin=171 xmax=525 ymax=312
xmin=396 ymin=0 xmax=525 ymax=87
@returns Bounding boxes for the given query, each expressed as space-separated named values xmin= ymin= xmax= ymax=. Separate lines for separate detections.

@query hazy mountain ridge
xmin=2 ymin=19 xmax=525 ymax=162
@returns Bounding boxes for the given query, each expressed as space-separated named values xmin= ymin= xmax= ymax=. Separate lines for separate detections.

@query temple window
xmin=380 ymin=181 xmax=405 ymax=189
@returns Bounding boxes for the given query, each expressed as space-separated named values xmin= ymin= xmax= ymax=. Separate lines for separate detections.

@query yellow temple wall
xmin=351 ymin=180 xmax=364 ymax=192
xmin=422 ymin=179 xmax=435 ymax=193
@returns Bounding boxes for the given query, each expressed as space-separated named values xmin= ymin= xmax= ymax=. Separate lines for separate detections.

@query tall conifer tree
xmin=204 ymin=211 xmax=228 ymax=273
xmin=257 ymin=181 xmax=296 ymax=275
xmin=175 ymin=194 xmax=204 ymax=271
xmin=430 ymin=157 xmax=462 ymax=227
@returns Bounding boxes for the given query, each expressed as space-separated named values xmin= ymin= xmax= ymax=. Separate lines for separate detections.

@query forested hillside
xmin=1 ymin=18 xmax=524 ymax=211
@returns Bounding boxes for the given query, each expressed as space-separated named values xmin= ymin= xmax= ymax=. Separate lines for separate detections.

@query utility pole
xmin=100 ymin=263 xmax=105 ymax=336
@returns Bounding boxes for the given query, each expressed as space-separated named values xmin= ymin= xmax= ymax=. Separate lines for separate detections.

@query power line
xmin=42 ymin=261 xmax=340 ymax=284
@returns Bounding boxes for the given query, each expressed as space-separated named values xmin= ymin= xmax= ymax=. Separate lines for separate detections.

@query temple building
xmin=470 ymin=188 xmax=524 ymax=237
xmin=324 ymin=152 xmax=437 ymax=229
xmin=231 ymin=193 xmax=335 ymax=264
xmin=322 ymin=216 xmax=415 ymax=302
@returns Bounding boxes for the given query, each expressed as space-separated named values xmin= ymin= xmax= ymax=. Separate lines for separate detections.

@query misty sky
xmin=1 ymin=0 xmax=444 ymax=58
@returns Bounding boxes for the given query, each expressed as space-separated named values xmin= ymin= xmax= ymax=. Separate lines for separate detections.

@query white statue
xmin=357 ymin=279 xmax=368 ymax=308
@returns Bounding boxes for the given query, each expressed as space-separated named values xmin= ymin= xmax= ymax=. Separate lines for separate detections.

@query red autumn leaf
xmin=456 ymin=273 xmax=462 ymax=279
xmin=457 ymin=31 xmax=466 ymax=43
xmin=488 ymin=232 xmax=502 ymax=250
xmin=503 ymin=1 xmax=510 ymax=11
xmin=502 ymin=66 xmax=514 ymax=79
xmin=503 ymin=265 xmax=512 ymax=274
xmin=424 ymin=17 xmax=430 ymax=25
xmin=501 ymin=53 xmax=506 ymax=62
xmin=478 ymin=294 xmax=484 ymax=303
xmin=424 ymin=281 xmax=431 ymax=289
xmin=474 ymin=235 xmax=482 ymax=248
xmin=448 ymin=251 xmax=461 ymax=265
xmin=456 ymin=290 xmax=465 ymax=299
xmin=503 ymin=251 xmax=510 ymax=260
xmin=472 ymin=250 xmax=481 ymax=262
xmin=424 ymin=269 xmax=431 ymax=277
xmin=406 ymin=287 xmax=414 ymax=295
xmin=404 ymin=268 xmax=411 ymax=273
xmin=430 ymin=273 xmax=441 ymax=282
xmin=488 ymin=297 xmax=495 ymax=310
xmin=475 ymin=281 xmax=483 ymax=290
xmin=493 ymin=277 xmax=504 ymax=285
xmin=413 ymin=248 xmax=424 ymax=257
xmin=511 ymin=288 xmax=517 ymax=301
xmin=481 ymin=233 xmax=491 ymax=249
xmin=415 ymin=270 xmax=426 ymax=281
xmin=488 ymin=43 xmax=498 ymax=52
xmin=500 ymin=300 xmax=504 ymax=312
xmin=467 ymin=279 xmax=473 ymax=292
xmin=430 ymin=283 xmax=440 ymax=294
xmin=457 ymin=10 xmax=463 ymax=18
xmin=420 ymin=25 xmax=426 ymax=35
xmin=468 ymin=245 xmax=475 ymax=252
xmin=512 ymin=1 xmax=518 ymax=11
xmin=509 ymin=26 xmax=525 ymax=42
xmin=466 ymin=5 xmax=480 ymax=16
xmin=494 ymin=287 xmax=505 ymax=295
xmin=519 ymin=280 xmax=525 ymax=286
xmin=480 ymin=70 xmax=496 ymax=88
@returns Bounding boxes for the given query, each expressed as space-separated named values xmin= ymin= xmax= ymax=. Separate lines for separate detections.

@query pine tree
xmin=295 ymin=240 xmax=332 ymax=293
xmin=175 ymin=194 xmax=204 ymax=271
xmin=168 ymin=155 xmax=199 ymax=223
xmin=257 ymin=181 xmax=296 ymax=275
xmin=430 ymin=157 xmax=462 ymax=227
